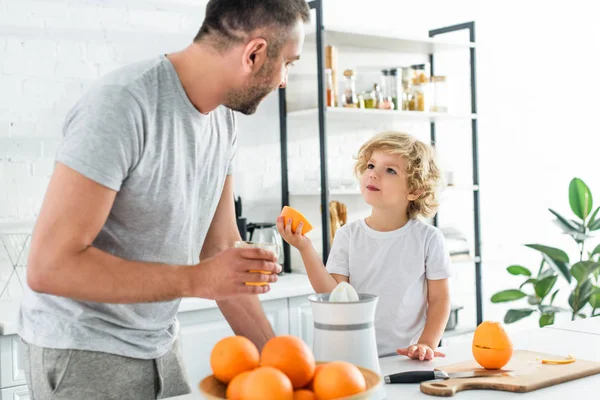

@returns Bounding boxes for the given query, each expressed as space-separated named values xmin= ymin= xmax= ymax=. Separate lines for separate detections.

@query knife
xmin=384 ymin=369 xmax=509 ymax=384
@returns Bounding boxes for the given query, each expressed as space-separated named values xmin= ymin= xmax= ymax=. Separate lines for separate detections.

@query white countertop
xmin=0 ymin=272 xmax=314 ymax=335
xmin=172 ymin=318 xmax=600 ymax=400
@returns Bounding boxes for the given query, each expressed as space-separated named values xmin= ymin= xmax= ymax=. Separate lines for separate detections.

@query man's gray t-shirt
xmin=18 ymin=55 xmax=237 ymax=359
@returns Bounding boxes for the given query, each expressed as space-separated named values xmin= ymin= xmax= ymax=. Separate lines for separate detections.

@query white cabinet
xmin=0 ymin=336 xmax=26 ymax=389
xmin=0 ymin=386 xmax=29 ymax=400
xmin=288 ymin=295 xmax=314 ymax=348
xmin=178 ymin=298 xmax=289 ymax=387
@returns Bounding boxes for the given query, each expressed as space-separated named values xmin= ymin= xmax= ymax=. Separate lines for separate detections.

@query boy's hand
xmin=277 ymin=216 xmax=312 ymax=252
xmin=396 ymin=344 xmax=446 ymax=361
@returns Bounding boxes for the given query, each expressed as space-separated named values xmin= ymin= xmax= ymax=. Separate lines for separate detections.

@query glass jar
xmin=363 ymin=88 xmax=377 ymax=109
xmin=378 ymin=70 xmax=393 ymax=110
xmin=410 ymin=64 xmax=429 ymax=111
xmin=325 ymin=69 xmax=335 ymax=108
xmin=430 ymin=75 xmax=448 ymax=113
xmin=342 ymin=69 xmax=359 ymax=108
xmin=401 ymin=67 xmax=412 ymax=111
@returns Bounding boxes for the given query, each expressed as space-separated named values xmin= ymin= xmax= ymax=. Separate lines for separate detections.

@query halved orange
xmin=281 ymin=206 xmax=313 ymax=235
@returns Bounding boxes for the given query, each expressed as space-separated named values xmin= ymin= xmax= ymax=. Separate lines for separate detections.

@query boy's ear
xmin=407 ymin=191 xmax=423 ymax=201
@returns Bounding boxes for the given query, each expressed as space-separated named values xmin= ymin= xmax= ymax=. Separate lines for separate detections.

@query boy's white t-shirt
xmin=326 ymin=218 xmax=451 ymax=356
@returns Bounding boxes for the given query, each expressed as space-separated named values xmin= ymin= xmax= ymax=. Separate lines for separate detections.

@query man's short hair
xmin=194 ymin=0 xmax=311 ymax=58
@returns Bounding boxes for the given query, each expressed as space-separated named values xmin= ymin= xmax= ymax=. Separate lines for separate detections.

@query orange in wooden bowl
xmin=241 ymin=366 xmax=293 ymax=400
xmin=312 ymin=361 xmax=367 ymax=400
xmin=472 ymin=321 xmax=513 ymax=370
xmin=210 ymin=336 xmax=259 ymax=384
xmin=260 ymin=335 xmax=316 ymax=389
xmin=281 ymin=206 xmax=313 ymax=235
xmin=225 ymin=370 xmax=251 ymax=400
xmin=199 ymin=361 xmax=381 ymax=400
xmin=293 ymin=389 xmax=316 ymax=400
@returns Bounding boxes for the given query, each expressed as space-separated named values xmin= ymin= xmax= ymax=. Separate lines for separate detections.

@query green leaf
xmin=589 ymin=287 xmax=600 ymax=309
xmin=588 ymin=206 xmax=600 ymax=228
xmin=534 ymin=275 xmax=558 ymax=299
xmin=569 ymin=178 xmax=593 ymax=220
xmin=491 ymin=289 xmax=527 ymax=303
xmin=507 ymin=265 xmax=532 ymax=277
xmin=528 ymin=295 xmax=541 ymax=305
xmin=520 ymin=278 xmax=538 ymax=289
xmin=571 ymin=261 xmax=600 ymax=283
xmin=549 ymin=208 xmax=580 ymax=232
xmin=550 ymin=289 xmax=560 ymax=305
xmin=591 ymin=244 xmax=600 ymax=258
xmin=504 ymin=309 xmax=535 ymax=324
xmin=525 ymin=244 xmax=570 ymax=263
xmin=544 ymin=254 xmax=572 ymax=283
xmin=589 ymin=218 xmax=600 ymax=231
xmin=569 ymin=279 xmax=595 ymax=313
xmin=539 ymin=313 xmax=555 ymax=327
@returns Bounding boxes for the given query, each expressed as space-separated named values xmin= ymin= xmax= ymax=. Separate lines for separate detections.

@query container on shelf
xmin=389 ymin=68 xmax=400 ymax=110
xmin=341 ymin=69 xmax=359 ymax=108
xmin=430 ymin=75 xmax=449 ymax=113
xmin=325 ymin=68 xmax=335 ymax=107
xmin=378 ymin=70 xmax=393 ymax=110
xmin=401 ymin=67 xmax=412 ymax=111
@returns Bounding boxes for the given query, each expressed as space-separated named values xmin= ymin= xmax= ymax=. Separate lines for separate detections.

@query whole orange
xmin=260 ymin=335 xmax=316 ymax=389
xmin=241 ymin=366 xmax=294 ymax=400
xmin=306 ymin=363 xmax=326 ymax=391
xmin=294 ymin=389 xmax=316 ymax=400
xmin=210 ymin=336 xmax=259 ymax=383
xmin=472 ymin=321 xmax=513 ymax=369
xmin=226 ymin=370 xmax=251 ymax=400
xmin=313 ymin=361 xmax=366 ymax=400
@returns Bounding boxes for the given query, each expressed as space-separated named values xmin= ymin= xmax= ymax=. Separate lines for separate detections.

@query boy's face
xmin=360 ymin=150 xmax=417 ymax=211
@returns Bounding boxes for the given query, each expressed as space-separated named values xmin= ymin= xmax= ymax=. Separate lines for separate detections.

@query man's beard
xmin=225 ymin=63 xmax=276 ymax=115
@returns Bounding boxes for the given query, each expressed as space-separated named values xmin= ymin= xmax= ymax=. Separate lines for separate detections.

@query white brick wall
xmin=0 ymin=0 xmax=209 ymax=298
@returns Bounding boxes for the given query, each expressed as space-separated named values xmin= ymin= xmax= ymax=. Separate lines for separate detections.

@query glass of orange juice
xmin=234 ymin=241 xmax=279 ymax=286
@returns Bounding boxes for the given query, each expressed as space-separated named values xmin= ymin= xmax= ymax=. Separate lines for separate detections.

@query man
xmin=18 ymin=0 xmax=310 ymax=398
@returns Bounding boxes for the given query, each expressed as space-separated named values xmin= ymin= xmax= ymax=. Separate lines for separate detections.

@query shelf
xmin=287 ymin=107 xmax=476 ymax=124
xmin=306 ymin=27 xmax=475 ymax=54
xmin=289 ymin=185 xmax=478 ymax=197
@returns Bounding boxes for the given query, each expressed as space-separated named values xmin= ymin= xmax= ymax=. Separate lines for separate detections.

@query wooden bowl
xmin=198 ymin=361 xmax=382 ymax=400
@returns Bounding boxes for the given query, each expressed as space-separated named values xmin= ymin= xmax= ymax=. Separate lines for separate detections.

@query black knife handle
xmin=384 ymin=371 xmax=437 ymax=384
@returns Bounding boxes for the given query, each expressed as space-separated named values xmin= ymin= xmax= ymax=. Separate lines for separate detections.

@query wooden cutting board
xmin=420 ymin=350 xmax=600 ymax=397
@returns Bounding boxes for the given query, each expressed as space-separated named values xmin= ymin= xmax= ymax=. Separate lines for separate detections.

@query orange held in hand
xmin=281 ymin=206 xmax=313 ymax=235
xmin=260 ymin=335 xmax=316 ymax=389
xmin=472 ymin=321 xmax=513 ymax=370
xmin=241 ymin=366 xmax=294 ymax=400
xmin=210 ymin=336 xmax=259 ymax=383
xmin=245 ymin=270 xmax=271 ymax=286
xmin=312 ymin=361 xmax=367 ymax=400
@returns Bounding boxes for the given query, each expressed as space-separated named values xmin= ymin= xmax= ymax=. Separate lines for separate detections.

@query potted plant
xmin=491 ymin=178 xmax=600 ymax=327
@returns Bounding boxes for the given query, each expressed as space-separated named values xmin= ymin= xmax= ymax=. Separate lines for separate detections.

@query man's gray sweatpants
xmin=22 ymin=337 xmax=191 ymax=400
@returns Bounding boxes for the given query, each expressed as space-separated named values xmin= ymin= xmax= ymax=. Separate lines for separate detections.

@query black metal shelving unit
xmin=279 ymin=1 xmax=483 ymax=327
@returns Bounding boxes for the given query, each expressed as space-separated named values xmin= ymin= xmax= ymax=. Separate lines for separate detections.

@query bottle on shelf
xmin=325 ymin=68 xmax=335 ymax=108
xmin=325 ymin=46 xmax=338 ymax=107
xmin=390 ymin=68 xmax=400 ymax=110
xmin=378 ymin=69 xmax=393 ymax=110
xmin=342 ymin=69 xmax=359 ymax=108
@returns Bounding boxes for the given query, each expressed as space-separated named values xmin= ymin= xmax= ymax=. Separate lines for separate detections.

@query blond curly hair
xmin=354 ymin=132 xmax=443 ymax=219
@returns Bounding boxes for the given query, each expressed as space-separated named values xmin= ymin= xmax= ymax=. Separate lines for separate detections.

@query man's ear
xmin=407 ymin=191 xmax=423 ymax=201
xmin=242 ymin=37 xmax=268 ymax=74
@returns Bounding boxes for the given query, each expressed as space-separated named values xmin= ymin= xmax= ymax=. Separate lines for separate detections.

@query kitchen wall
xmin=1 ymin=0 xmax=600 ymax=332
